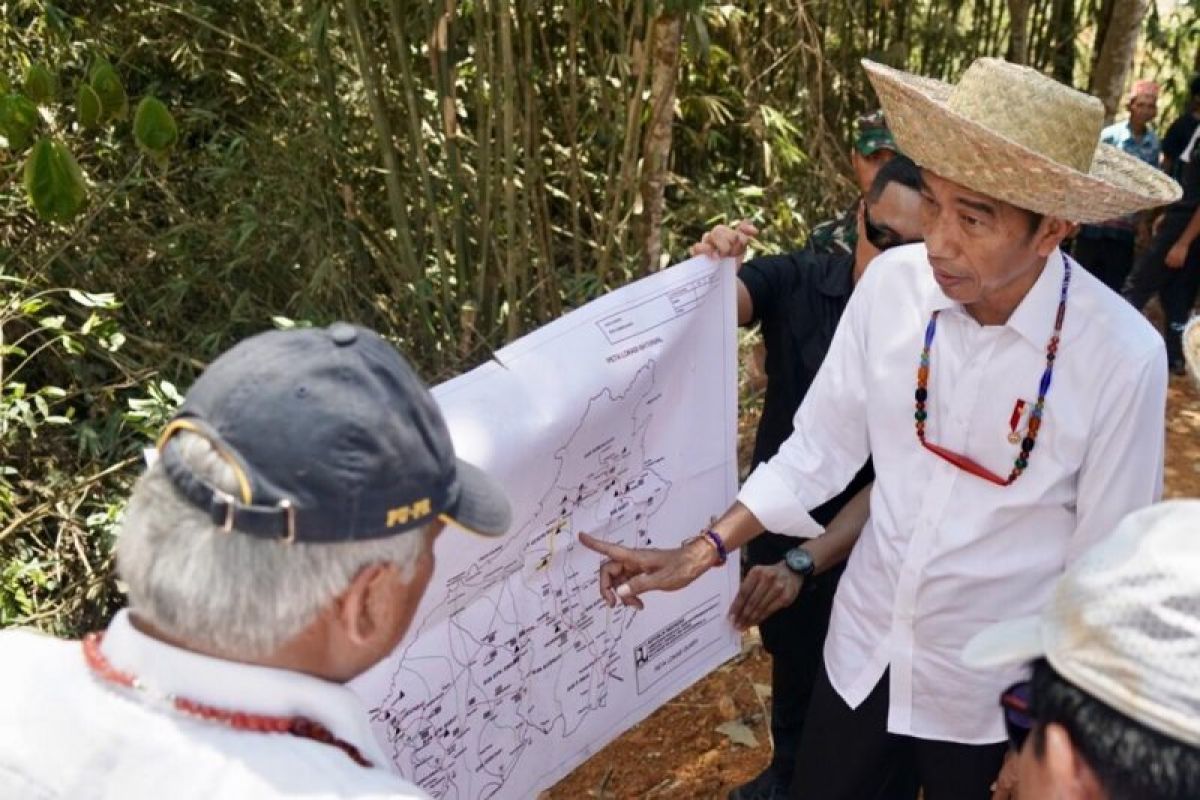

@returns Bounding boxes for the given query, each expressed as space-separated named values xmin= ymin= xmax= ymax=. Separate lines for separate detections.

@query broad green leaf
xmin=133 ymin=96 xmax=177 ymax=152
xmin=90 ymin=64 xmax=127 ymax=120
xmin=24 ymin=138 xmax=88 ymax=223
xmin=22 ymin=64 xmax=56 ymax=105
xmin=38 ymin=386 xmax=67 ymax=399
xmin=77 ymin=84 xmax=102 ymax=128
xmin=0 ymin=95 xmax=39 ymax=151
xmin=88 ymin=57 xmax=113 ymax=83
xmin=67 ymin=288 xmax=117 ymax=308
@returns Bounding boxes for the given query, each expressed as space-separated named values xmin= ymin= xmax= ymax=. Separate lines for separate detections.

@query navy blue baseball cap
xmin=156 ymin=322 xmax=512 ymax=543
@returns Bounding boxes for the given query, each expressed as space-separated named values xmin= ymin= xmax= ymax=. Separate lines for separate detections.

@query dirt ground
xmin=544 ymin=370 xmax=1200 ymax=800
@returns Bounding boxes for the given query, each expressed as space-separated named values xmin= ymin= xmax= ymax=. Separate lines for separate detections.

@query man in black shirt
xmin=694 ymin=156 xmax=925 ymax=800
xmin=1123 ymin=121 xmax=1200 ymax=374
xmin=1160 ymin=75 xmax=1200 ymax=180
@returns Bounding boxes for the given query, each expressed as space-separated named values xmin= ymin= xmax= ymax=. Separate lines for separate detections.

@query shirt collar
xmin=99 ymin=609 xmax=388 ymax=766
xmin=926 ymin=248 xmax=1067 ymax=347
xmin=1005 ymin=248 xmax=1066 ymax=347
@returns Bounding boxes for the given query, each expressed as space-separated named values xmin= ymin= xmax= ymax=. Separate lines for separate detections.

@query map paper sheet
xmin=350 ymin=256 xmax=741 ymax=799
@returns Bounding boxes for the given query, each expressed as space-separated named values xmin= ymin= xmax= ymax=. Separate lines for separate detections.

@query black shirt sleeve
xmin=737 ymin=251 xmax=809 ymax=327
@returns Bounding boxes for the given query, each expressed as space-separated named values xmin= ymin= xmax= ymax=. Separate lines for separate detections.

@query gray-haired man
xmin=0 ymin=323 xmax=512 ymax=799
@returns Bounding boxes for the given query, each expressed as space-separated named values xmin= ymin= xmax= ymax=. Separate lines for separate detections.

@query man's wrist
xmin=682 ymin=533 xmax=722 ymax=576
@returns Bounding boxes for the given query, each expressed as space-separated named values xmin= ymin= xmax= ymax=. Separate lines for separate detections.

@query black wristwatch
xmin=783 ymin=546 xmax=816 ymax=578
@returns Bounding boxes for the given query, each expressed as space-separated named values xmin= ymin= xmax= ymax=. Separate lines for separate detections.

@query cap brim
xmin=962 ymin=615 xmax=1045 ymax=669
xmin=858 ymin=141 xmax=898 ymax=156
xmin=443 ymin=459 xmax=513 ymax=538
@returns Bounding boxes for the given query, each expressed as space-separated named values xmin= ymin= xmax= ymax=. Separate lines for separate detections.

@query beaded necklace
xmin=82 ymin=631 xmax=373 ymax=768
xmin=915 ymin=258 xmax=1071 ymax=487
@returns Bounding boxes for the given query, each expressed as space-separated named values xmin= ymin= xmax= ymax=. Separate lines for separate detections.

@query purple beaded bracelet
xmin=702 ymin=529 xmax=728 ymax=566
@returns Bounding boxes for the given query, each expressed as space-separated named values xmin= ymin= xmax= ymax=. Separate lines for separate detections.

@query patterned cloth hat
xmin=854 ymin=109 xmax=898 ymax=156
xmin=1130 ymin=79 xmax=1160 ymax=100
xmin=863 ymin=57 xmax=1180 ymax=223
xmin=964 ymin=500 xmax=1200 ymax=747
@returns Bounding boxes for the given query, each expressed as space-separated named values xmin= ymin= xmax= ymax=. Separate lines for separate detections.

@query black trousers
xmin=1122 ymin=208 xmax=1200 ymax=366
xmin=1072 ymin=233 xmax=1135 ymax=294
xmin=790 ymin=665 xmax=1007 ymax=800
xmin=748 ymin=533 xmax=844 ymax=786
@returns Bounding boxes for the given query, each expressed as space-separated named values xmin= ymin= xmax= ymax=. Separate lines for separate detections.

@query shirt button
xmin=328 ymin=322 xmax=358 ymax=346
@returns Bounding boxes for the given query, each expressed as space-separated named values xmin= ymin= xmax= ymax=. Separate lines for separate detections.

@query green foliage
xmin=76 ymin=84 xmax=101 ymax=129
xmin=24 ymin=138 xmax=88 ymax=223
xmin=89 ymin=63 xmax=127 ymax=121
xmin=22 ymin=63 xmax=55 ymax=105
xmin=0 ymin=94 xmax=38 ymax=151
xmin=133 ymin=96 xmax=177 ymax=152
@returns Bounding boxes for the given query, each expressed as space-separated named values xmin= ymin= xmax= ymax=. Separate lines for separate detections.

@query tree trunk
xmin=638 ymin=11 xmax=683 ymax=274
xmin=1089 ymin=0 xmax=1150 ymax=122
xmin=1048 ymin=0 xmax=1074 ymax=83
xmin=1006 ymin=0 xmax=1031 ymax=64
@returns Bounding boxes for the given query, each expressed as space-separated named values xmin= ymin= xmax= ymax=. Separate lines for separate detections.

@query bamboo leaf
xmin=133 ymin=96 xmax=178 ymax=153
xmin=24 ymin=138 xmax=88 ymax=223
xmin=67 ymin=289 xmax=118 ymax=308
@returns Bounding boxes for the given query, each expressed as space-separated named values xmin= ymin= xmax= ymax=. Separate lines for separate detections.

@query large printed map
xmin=350 ymin=256 xmax=741 ymax=798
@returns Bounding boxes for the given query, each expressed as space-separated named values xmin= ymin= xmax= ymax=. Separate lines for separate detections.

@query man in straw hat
xmin=580 ymin=58 xmax=1179 ymax=799
xmin=0 ymin=322 xmax=513 ymax=798
xmin=963 ymin=500 xmax=1200 ymax=799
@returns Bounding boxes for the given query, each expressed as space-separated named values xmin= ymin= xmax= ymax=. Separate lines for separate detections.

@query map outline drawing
xmin=351 ymin=256 xmax=740 ymax=800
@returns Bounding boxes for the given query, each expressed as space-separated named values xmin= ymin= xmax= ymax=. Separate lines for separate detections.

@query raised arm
xmin=691 ymin=221 xmax=758 ymax=325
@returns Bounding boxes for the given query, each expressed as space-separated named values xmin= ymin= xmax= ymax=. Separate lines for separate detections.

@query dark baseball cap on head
xmin=855 ymin=109 xmax=899 ymax=156
xmin=157 ymin=322 xmax=512 ymax=543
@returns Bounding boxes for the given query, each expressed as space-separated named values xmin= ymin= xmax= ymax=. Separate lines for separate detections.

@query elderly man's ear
xmin=1027 ymin=723 xmax=1107 ymax=800
xmin=339 ymin=563 xmax=412 ymax=646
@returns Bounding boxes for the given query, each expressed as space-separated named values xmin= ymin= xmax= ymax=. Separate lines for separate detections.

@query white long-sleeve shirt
xmin=739 ymin=245 xmax=1166 ymax=743
xmin=0 ymin=611 xmax=427 ymax=799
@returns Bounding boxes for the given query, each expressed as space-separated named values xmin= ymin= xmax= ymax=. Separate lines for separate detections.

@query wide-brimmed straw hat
xmin=863 ymin=58 xmax=1181 ymax=224
xmin=1185 ymin=316 xmax=1200 ymax=388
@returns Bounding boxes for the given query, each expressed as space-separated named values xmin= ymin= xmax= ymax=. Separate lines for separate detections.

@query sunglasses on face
xmin=864 ymin=207 xmax=922 ymax=252
xmin=1000 ymin=680 xmax=1034 ymax=753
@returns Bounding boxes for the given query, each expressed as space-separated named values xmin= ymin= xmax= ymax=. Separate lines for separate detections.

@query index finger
xmin=578 ymin=531 xmax=638 ymax=564
xmin=735 ymin=221 xmax=759 ymax=238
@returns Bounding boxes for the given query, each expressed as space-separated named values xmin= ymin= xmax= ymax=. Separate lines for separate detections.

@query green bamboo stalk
xmin=343 ymin=0 xmax=420 ymax=282
xmin=499 ymin=0 xmax=521 ymax=339
xmin=385 ymin=3 xmax=449 ymax=301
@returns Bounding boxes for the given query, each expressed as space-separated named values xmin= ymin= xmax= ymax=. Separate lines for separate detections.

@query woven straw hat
xmin=864 ymin=58 xmax=1181 ymax=224
xmin=1185 ymin=316 xmax=1200 ymax=388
